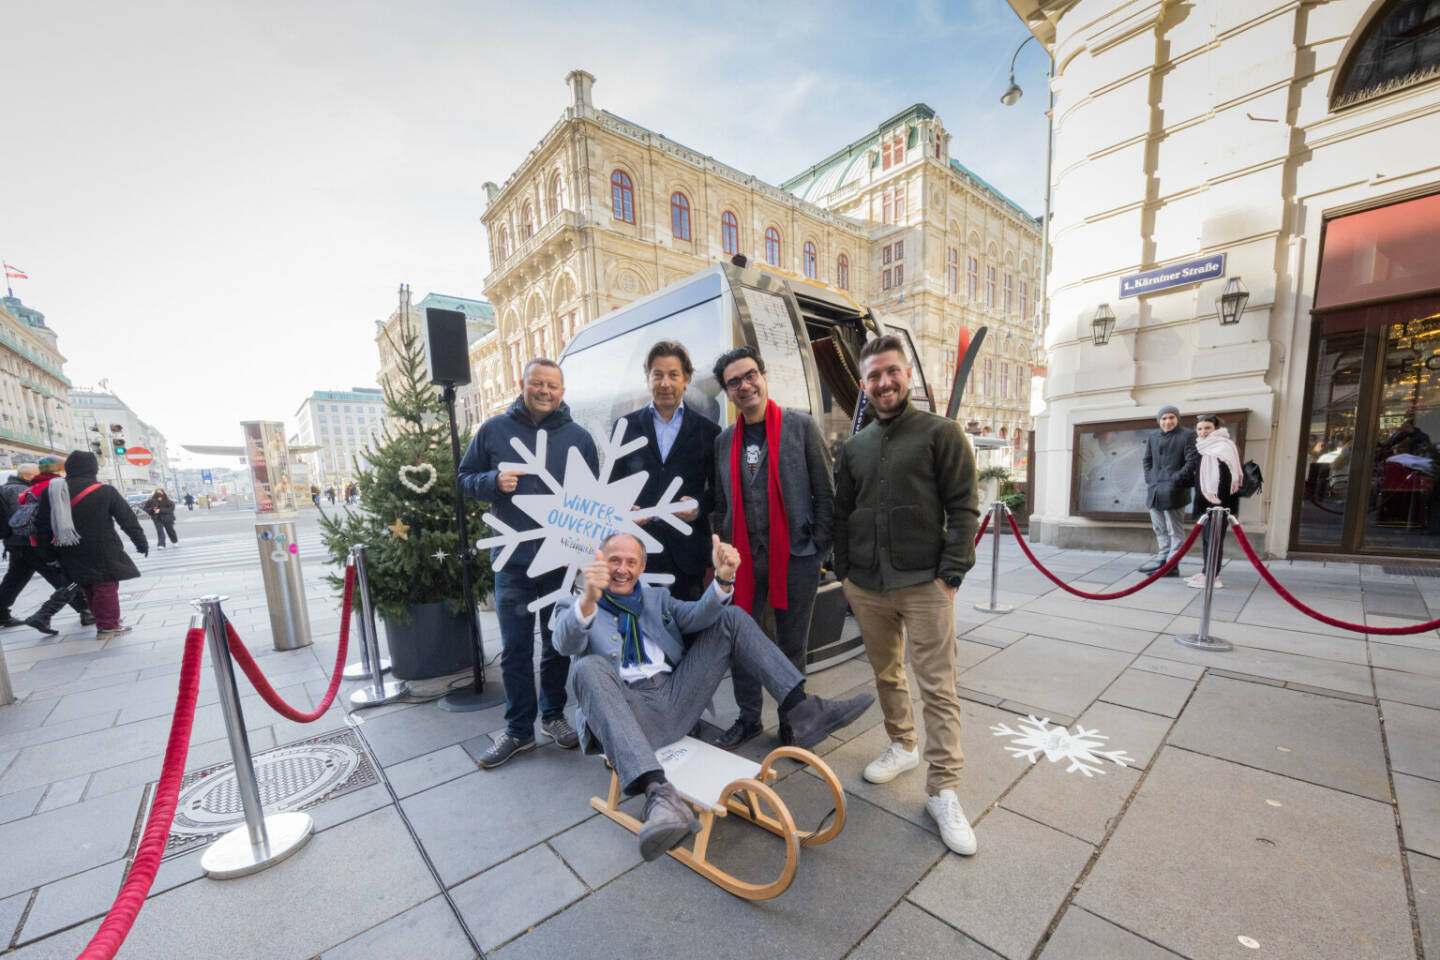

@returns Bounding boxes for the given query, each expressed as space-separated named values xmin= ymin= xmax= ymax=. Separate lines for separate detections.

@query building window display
xmin=611 ymin=170 xmax=635 ymax=223
xmin=803 ymin=241 xmax=817 ymax=279
xmin=765 ymin=227 xmax=781 ymax=266
xmin=670 ymin=192 xmax=691 ymax=241
xmin=721 ymin=211 xmax=739 ymax=255
xmin=1333 ymin=0 xmax=1440 ymax=110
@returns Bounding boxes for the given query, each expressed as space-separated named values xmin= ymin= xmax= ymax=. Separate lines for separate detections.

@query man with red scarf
xmin=709 ymin=345 xmax=833 ymax=750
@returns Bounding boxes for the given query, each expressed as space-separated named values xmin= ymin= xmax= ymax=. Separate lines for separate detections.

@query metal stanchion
xmin=973 ymin=501 xmax=1013 ymax=615
xmin=192 ymin=596 xmax=313 ymax=879
xmin=0 ymin=637 xmax=14 ymax=706
xmin=342 ymin=561 xmax=390 ymax=681
xmin=349 ymin=546 xmax=407 ymax=707
xmin=1175 ymin=508 xmax=1233 ymax=652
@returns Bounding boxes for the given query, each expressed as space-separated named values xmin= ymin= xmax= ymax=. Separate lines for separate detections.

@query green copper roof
xmin=416 ymin=293 xmax=495 ymax=321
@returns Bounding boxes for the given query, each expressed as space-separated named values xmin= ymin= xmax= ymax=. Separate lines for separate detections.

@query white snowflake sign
xmin=990 ymin=715 xmax=1135 ymax=777
xmin=474 ymin=422 xmax=696 ymax=613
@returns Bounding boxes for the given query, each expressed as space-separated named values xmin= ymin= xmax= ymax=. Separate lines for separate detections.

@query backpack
xmin=1237 ymin=460 xmax=1263 ymax=498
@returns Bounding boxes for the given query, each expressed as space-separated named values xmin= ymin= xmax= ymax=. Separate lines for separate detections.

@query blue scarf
xmin=597 ymin=589 xmax=648 ymax=669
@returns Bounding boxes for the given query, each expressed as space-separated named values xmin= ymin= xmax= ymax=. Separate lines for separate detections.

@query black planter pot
xmin=382 ymin=602 xmax=472 ymax=680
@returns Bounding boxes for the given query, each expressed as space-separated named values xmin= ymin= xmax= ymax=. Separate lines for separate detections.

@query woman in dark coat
xmin=34 ymin=451 xmax=148 ymax=640
xmin=142 ymin=488 xmax=178 ymax=548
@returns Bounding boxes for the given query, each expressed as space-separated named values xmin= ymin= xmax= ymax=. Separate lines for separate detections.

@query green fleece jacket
xmin=833 ymin=401 xmax=980 ymax=591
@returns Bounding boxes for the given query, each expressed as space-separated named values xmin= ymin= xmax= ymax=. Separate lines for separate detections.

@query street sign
xmin=125 ymin=447 xmax=154 ymax=466
xmin=1119 ymin=253 xmax=1225 ymax=298
xmin=201 ymin=469 xmax=213 ymax=485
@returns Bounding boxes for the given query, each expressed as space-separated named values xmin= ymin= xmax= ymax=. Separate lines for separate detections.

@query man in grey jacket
xmin=1140 ymin=406 xmax=1200 ymax=575
xmin=553 ymin=532 xmax=871 ymax=861
xmin=709 ymin=345 xmax=834 ymax=750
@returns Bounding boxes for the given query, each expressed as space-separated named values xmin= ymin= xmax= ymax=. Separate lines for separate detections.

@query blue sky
xmin=5 ymin=0 xmax=1048 ymax=467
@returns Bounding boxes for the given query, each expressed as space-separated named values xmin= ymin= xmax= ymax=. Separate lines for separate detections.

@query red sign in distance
xmin=125 ymin=447 xmax=154 ymax=466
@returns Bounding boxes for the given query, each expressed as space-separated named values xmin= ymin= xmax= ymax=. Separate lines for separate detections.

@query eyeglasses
xmin=723 ymin=369 xmax=762 ymax=392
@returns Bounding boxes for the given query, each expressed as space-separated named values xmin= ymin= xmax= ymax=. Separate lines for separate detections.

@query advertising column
xmin=243 ymin=420 xmax=312 ymax=650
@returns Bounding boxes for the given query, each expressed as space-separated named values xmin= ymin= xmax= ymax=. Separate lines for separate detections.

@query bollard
xmin=348 ymin=546 xmax=407 ymax=707
xmin=342 ymin=560 xmax=391 ymax=681
xmin=973 ymin=500 xmax=1013 ymax=615
xmin=1175 ymin=508 xmax=1233 ymax=652
xmin=0 ymin=634 xmax=13 ymax=706
xmin=193 ymin=596 xmax=313 ymax=879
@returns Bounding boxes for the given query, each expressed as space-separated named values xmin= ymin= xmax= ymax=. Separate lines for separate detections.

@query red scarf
xmin=729 ymin=399 xmax=789 ymax=612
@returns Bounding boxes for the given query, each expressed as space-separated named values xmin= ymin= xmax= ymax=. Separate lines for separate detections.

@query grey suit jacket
xmin=711 ymin=408 xmax=834 ymax=557
xmin=553 ymin=583 xmax=730 ymax=752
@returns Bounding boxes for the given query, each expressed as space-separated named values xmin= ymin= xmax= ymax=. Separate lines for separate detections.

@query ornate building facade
xmin=0 ymin=296 xmax=78 ymax=465
xmin=473 ymin=71 xmax=1042 ymax=456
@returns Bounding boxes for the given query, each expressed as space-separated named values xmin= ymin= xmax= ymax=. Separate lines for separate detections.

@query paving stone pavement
xmin=0 ymin=528 xmax=1436 ymax=959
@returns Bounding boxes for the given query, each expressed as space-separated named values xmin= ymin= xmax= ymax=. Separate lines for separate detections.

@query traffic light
xmin=109 ymin=423 xmax=126 ymax=456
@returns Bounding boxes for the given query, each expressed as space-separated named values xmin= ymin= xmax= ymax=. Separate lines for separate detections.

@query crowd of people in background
xmin=457 ymin=335 xmax=984 ymax=861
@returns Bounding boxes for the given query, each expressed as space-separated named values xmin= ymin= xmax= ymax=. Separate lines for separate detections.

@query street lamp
xmin=1092 ymin=304 xmax=1116 ymax=345
xmin=1000 ymin=35 xmax=1035 ymax=106
xmin=1214 ymin=277 xmax=1249 ymax=326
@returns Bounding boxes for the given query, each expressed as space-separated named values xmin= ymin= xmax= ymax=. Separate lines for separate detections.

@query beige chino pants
xmin=843 ymin=578 xmax=964 ymax=796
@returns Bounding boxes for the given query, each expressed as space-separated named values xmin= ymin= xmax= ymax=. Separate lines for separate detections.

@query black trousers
xmin=0 ymin=546 xmax=88 ymax=618
xmin=730 ymin=551 xmax=822 ymax=725
xmin=152 ymin=515 xmax=177 ymax=544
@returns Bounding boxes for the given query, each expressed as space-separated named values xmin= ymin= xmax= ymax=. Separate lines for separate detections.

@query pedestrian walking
xmin=34 ymin=451 xmax=148 ymax=642
xmin=142 ymin=488 xmax=179 ymax=549
xmin=612 ymin=340 xmax=720 ymax=601
xmin=310 ymin=484 xmax=321 ymax=507
xmin=834 ymin=335 xmax=981 ymax=856
xmin=458 ymin=357 xmax=599 ymax=768
xmin=1140 ymin=405 xmax=1199 ymax=575
xmin=325 ymin=486 xmax=336 ymax=505
xmin=1186 ymin=414 xmax=1244 ymax=590
xmin=710 ymin=345 xmax=833 ymax=750
xmin=183 ymin=492 xmax=195 ymax=511
xmin=0 ymin=459 xmax=93 ymax=634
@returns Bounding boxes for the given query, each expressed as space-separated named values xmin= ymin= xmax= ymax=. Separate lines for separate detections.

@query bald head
xmin=17 ymin=464 xmax=38 ymax=481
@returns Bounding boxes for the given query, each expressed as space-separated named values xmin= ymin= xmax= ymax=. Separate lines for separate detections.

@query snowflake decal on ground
xmin=990 ymin=715 xmax=1135 ymax=777
xmin=474 ymin=422 xmax=696 ymax=613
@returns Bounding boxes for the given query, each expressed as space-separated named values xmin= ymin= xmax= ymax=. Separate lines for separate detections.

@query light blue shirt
xmin=650 ymin=401 xmax=685 ymax=462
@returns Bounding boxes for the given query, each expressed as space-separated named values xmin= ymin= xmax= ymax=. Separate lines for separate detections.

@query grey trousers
xmin=1148 ymin=507 xmax=1187 ymax=560
xmin=731 ymin=551 xmax=821 ymax=725
xmin=572 ymin=606 xmax=805 ymax=792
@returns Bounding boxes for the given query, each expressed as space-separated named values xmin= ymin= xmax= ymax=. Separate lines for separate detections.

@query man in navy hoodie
xmin=459 ymin=358 xmax=599 ymax=768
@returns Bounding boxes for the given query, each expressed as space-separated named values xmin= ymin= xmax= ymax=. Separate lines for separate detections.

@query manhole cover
xmin=139 ymin=727 xmax=379 ymax=861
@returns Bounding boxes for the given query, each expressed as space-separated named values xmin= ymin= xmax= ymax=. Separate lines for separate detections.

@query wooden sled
xmin=590 ymin=736 xmax=846 ymax=901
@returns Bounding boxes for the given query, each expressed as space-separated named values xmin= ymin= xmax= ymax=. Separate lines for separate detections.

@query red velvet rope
xmin=75 ymin=627 xmax=206 ymax=960
xmin=1004 ymin=510 xmax=1204 ymax=600
xmin=1230 ymin=523 xmax=1440 ymax=635
xmin=973 ymin=511 xmax=991 ymax=546
xmin=226 ymin=564 xmax=355 ymax=723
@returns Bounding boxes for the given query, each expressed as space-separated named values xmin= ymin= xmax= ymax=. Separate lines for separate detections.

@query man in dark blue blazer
xmin=612 ymin=340 xmax=721 ymax=601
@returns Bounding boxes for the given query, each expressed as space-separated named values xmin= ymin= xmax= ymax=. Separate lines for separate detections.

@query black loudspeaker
xmin=424 ymin=308 xmax=471 ymax=386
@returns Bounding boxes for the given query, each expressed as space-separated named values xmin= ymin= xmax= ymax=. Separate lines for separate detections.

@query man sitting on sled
xmin=553 ymin=532 xmax=872 ymax=861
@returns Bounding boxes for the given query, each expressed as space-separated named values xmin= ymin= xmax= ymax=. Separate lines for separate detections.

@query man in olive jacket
xmin=833 ymin=335 xmax=980 ymax=856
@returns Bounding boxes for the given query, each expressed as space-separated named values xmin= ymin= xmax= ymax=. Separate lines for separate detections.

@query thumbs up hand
xmin=712 ymin=535 xmax=740 ymax=584
xmin=581 ymin=548 xmax=610 ymax=607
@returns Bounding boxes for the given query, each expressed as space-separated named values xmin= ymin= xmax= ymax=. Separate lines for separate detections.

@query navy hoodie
xmin=458 ymin=396 xmax=599 ymax=568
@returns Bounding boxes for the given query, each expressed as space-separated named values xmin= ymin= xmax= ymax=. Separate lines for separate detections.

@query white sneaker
xmin=1185 ymin=574 xmax=1222 ymax=589
xmin=863 ymin=742 xmax=920 ymax=784
xmin=925 ymin=789 xmax=977 ymax=855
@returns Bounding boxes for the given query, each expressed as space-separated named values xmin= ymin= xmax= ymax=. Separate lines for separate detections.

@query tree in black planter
xmin=317 ymin=317 xmax=492 ymax=679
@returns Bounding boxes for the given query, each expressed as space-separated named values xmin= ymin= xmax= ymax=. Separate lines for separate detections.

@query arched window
xmin=803 ymin=241 xmax=817 ymax=279
xmin=522 ymin=203 xmax=534 ymax=240
xmin=611 ymin=170 xmax=635 ymax=223
xmin=1334 ymin=1 xmax=1440 ymax=109
xmin=836 ymin=253 xmax=850 ymax=290
xmin=765 ymin=227 xmax=781 ymax=266
xmin=670 ymin=192 xmax=691 ymax=241
xmin=721 ymin=211 xmax=739 ymax=255
xmin=550 ymin=173 xmax=566 ymax=216
xmin=497 ymin=226 xmax=509 ymax=261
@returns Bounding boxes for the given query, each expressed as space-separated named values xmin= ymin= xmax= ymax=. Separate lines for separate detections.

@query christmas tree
xmin=318 ymin=317 xmax=492 ymax=621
